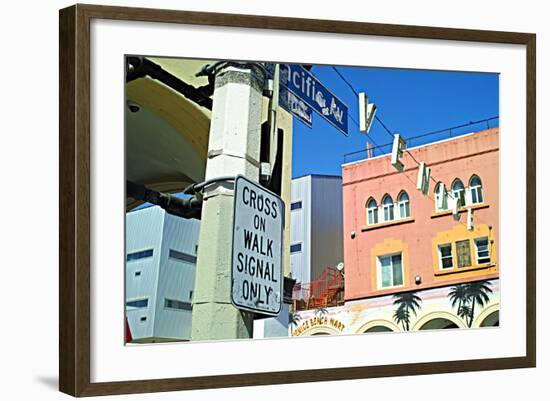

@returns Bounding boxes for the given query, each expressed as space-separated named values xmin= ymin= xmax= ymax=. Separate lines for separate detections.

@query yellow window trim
xmin=370 ymin=239 xmax=409 ymax=292
xmin=432 ymin=224 xmax=498 ymax=280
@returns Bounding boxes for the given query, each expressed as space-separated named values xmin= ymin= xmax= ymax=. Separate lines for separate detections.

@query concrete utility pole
xmin=191 ymin=62 xmax=267 ymax=341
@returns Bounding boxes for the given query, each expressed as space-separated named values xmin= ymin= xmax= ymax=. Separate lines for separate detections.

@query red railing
xmin=292 ymin=267 xmax=344 ymax=311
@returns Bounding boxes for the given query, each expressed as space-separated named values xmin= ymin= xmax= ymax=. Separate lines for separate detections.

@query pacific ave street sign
xmin=279 ymin=86 xmax=313 ymax=128
xmin=231 ymin=175 xmax=284 ymax=316
xmin=265 ymin=63 xmax=349 ymax=136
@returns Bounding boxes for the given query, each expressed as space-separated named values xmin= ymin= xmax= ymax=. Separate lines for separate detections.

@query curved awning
xmin=126 ymin=59 xmax=212 ymax=208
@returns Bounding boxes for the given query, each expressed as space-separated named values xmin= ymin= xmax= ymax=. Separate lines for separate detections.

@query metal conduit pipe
xmin=126 ymin=180 xmax=202 ymax=220
xmin=126 ymin=56 xmax=214 ymax=110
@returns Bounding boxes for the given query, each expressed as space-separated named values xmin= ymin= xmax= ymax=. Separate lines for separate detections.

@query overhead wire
xmin=332 ymin=66 xmax=382 ymax=149
xmin=330 ymin=66 xmax=498 ymax=203
xmin=333 ymin=65 xmax=442 ymax=198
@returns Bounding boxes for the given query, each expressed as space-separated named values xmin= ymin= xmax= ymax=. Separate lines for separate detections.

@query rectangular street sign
xmin=280 ymin=86 xmax=313 ymax=128
xmin=231 ymin=175 xmax=284 ymax=316
xmin=266 ymin=63 xmax=349 ymax=136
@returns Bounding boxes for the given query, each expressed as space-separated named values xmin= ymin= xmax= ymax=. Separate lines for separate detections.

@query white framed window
xmin=469 ymin=175 xmax=484 ymax=204
xmin=382 ymin=195 xmax=394 ymax=222
xmin=452 ymin=179 xmax=465 ymax=207
xmin=367 ymin=198 xmax=378 ymax=225
xmin=438 ymin=244 xmax=454 ymax=269
xmin=398 ymin=191 xmax=410 ymax=218
xmin=434 ymin=182 xmax=448 ymax=211
xmin=377 ymin=253 xmax=404 ymax=289
xmin=475 ymin=237 xmax=491 ymax=264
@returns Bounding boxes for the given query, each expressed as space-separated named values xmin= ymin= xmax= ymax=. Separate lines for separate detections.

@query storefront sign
xmin=292 ymin=316 xmax=346 ymax=336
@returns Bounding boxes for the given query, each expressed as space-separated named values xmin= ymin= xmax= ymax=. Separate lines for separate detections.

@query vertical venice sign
xmin=231 ymin=175 xmax=284 ymax=316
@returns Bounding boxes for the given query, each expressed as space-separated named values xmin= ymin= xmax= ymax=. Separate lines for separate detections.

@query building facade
xmin=290 ymin=174 xmax=344 ymax=285
xmin=125 ymin=206 xmax=200 ymax=342
xmin=255 ymin=174 xmax=344 ymax=339
xmin=291 ymin=129 xmax=500 ymax=336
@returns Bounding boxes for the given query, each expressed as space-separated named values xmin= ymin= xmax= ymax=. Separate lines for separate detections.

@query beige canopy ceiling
xmin=126 ymin=58 xmax=212 ymax=207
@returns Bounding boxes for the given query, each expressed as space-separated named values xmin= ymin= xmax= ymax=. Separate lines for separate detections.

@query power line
xmin=375 ymin=115 xmax=394 ymax=138
xmin=332 ymin=66 xmax=395 ymax=139
xmin=331 ymin=65 xmax=498 ymax=149
xmin=332 ymin=66 xmax=358 ymax=96
xmin=332 ymin=66 xmax=382 ymax=149
xmin=343 ymin=116 xmax=499 ymax=160
xmin=405 ymin=116 xmax=498 ymax=143
xmin=333 ymin=65 xmax=424 ymax=176
xmin=347 ymin=113 xmax=382 ymax=148
xmin=370 ymin=115 xmax=429 ymax=183
xmin=330 ymin=65 xmax=499 ymax=201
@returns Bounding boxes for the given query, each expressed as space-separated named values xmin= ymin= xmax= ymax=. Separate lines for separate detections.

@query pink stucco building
xmin=290 ymin=129 xmax=500 ymax=337
xmin=342 ymin=128 xmax=499 ymax=301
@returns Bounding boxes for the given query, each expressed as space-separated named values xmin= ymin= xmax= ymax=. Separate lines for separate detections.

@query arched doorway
xmin=473 ymin=304 xmax=500 ymax=328
xmin=412 ymin=312 xmax=467 ymax=331
xmin=479 ymin=311 xmax=499 ymax=327
xmin=356 ymin=319 xmax=400 ymax=334
xmin=365 ymin=326 xmax=393 ymax=333
xmin=419 ymin=318 xmax=459 ymax=330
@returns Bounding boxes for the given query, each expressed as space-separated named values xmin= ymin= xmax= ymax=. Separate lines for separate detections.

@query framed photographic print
xmin=59 ymin=3 xmax=536 ymax=397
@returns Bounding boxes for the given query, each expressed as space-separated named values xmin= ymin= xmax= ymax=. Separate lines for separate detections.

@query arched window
xmin=451 ymin=179 xmax=465 ymax=207
xmin=382 ymin=195 xmax=394 ymax=222
xmin=469 ymin=175 xmax=483 ymax=204
xmin=398 ymin=191 xmax=410 ymax=218
xmin=367 ymin=198 xmax=378 ymax=225
xmin=434 ymin=182 xmax=447 ymax=211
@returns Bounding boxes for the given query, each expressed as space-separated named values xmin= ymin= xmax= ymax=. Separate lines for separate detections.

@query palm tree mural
xmin=457 ymin=304 xmax=472 ymax=322
xmin=392 ymin=292 xmax=422 ymax=331
xmin=314 ymin=306 xmax=328 ymax=318
xmin=449 ymin=284 xmax=469 ymax=316
xmin=465 ymin=280 xmax=493 ymax=327
xmin=289 ymin=312 xmax=301 ymax=329
xmin=393 ymin=306 xmax=410 ymax=331
xmin=448 ymin=280 xmax=493 ymax=327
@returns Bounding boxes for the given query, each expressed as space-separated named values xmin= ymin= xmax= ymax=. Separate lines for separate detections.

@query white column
xmin=191 ymin=63 xmax=267 ymax=341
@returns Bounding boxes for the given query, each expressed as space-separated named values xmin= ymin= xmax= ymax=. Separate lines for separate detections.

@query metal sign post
xmin=231 ymin=175 xmax=284 ymax=316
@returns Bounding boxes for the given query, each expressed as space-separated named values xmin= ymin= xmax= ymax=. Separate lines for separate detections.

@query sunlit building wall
xmin=125 ymin=206 xmax=200 ymax=342
xmin=342 ymin=129 xmax=499 ymax=301
xmin=291 ymin=129 xmax=500 ymax=336
xmin=290 ymin=174 xmax=344 ymax=285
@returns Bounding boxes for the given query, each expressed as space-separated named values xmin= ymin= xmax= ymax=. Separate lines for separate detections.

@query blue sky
xmin=291 ymin=65 xmax=499 ymax=178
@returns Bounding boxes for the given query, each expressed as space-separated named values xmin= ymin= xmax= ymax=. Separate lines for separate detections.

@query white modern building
xmin=125 ymin=205 xmax=200 ymax=343
xmin=290 ymin=174 xmax=344 ymax=285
